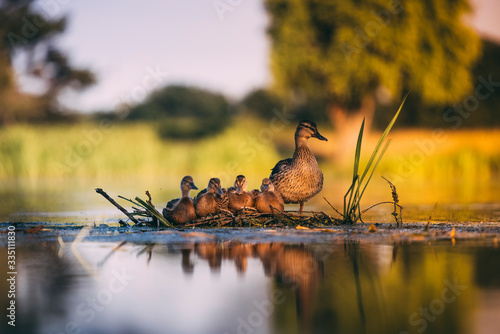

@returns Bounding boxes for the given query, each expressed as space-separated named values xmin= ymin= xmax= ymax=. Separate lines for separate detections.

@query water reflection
xmin=1 ymin=237 xmax=499 ymax=334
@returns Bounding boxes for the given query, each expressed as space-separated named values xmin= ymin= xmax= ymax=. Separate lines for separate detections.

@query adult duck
xmin=270 ymin=120 xmax=327 ymax=214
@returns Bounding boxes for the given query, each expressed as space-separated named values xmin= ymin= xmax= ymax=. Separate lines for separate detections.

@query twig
xmin=382 ymin=177 xmax=403 ymax=226
xmin=425 ymin=202 xmax=438 ymax=231
xmin=270 ymin=205 xmax=287 ymax=216
xmin=95 ymin=188 xmax=140 ymax=225
xmin=219 ymin=209 xmax=236 ymax=225
xmin=146 ymin=191 xmax=154 ymax=208
xmin=145 ymin=190 xmax=158 ymax=227
xmin=361 ymin=201 xmax=397 ymax=214
xmin=324 ymin=197 xmax=343 ymax=217
xmin=119 ymin=196 xmax=146 ymax=209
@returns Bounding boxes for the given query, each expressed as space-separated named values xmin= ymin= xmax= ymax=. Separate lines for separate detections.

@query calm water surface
xmin=0 ymin=228 xmax=499 ymax=334
xmin=1 ymin=177 xmax=499 ymax=334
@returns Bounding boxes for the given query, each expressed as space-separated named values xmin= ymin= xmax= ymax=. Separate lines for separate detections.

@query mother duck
xmin=270 ymin=120 xmax=327 ymax=214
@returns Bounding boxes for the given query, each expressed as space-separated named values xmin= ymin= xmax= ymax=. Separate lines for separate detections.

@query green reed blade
xmin=135 ymin=197 xmax=172 ymax=227
xmin=340 ymin=92 xmax=409 ymax=224
xmin=352 ymin=118 xmax=365 ymax=182
xmin=118 ymin=195 xmax=146 ymax=209
xmin=358 ymin=92 xmax=409 ymax=186
xmin=344 ymin=119 xmax=365 ymax=219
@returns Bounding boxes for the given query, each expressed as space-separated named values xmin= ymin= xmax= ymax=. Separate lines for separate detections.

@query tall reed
xmin=340 ymin=93 xmax=409 ymax=224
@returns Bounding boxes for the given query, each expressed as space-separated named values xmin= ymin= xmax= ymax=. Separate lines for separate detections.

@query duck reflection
xmin=1 ymin=235 xmax=487 ymax=334
xmin=182 ymin=241 xmax=324 ymax=326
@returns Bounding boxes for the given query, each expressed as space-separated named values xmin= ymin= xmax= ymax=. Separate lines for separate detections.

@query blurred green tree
xmin=264 ymin=0 xmax=481 ymax=152
xmin=0 ymin=0 xmax=95 ymax=124
xmin=373 ymin=38 xmax=500 ymax=129
xmin=240 ymin=88 xmax=330 ymax=125
xmin=127 ymin=85 xmax=231 ymax=139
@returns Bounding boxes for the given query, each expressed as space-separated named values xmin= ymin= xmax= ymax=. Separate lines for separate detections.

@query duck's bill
xmin=314 ymin=132 xmax=328 ymax=141
xmin=191 ymin=183 xmax=198 ymax=190
xmin=216 ymin=188 xmax=224 ymax=196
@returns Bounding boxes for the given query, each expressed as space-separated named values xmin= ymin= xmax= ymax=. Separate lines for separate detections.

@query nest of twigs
xmin=130 ymin=205 xmax=339 ymax=229
xmin=182 ymin=209 xmax=340 ymax=228
xmin=96 ymin=188 xmax=341 ymax=228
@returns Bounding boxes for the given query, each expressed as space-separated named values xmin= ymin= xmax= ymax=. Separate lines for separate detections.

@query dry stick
xmin=270 ymin=205 xmax=287 ymax=216
xmin=219 ymin=209 xmax=236 ymax=225
xmin=185 ymin=217 xmax=213 ymax=227
xmin=361 ymin=201 xmax=397 ymax=213
xmin=425 ymin=202 xmax=438 ymax=231
xmin=382 ymin=177 xmax=402 ymax=225
xmin=145 ymin=191 xmax=154 ymax=208
xmin=95 ymin=188 xmax=140 ymax=225
xmin=320 ymin=211 xmax=337 ymax=225
xmin=271 ymin=206 xmax=308 ymax=226
xmin=145 ymin=190 xmax=158 ymax=228
xmin=323 ymin=197 xmax=343 ymax=217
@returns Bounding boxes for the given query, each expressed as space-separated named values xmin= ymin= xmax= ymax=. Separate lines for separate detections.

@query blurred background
xmin=0 ymin=0 xmax=499 ymax=222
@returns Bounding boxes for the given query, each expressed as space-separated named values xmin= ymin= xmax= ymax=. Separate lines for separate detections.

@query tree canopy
xmin=127 ymin=85 xmax=230 ymax=139
xmin=264 ymin=0 xmax=481 ymax=112
xmin=0 ymin=0 xmax=95 ymax=124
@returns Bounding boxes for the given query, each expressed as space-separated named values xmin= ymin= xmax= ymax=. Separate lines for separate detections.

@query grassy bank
xmin=1 ymin=118 xmax=499 ymax=191
xmin=0 ymin=118 xmax=281 ymax=187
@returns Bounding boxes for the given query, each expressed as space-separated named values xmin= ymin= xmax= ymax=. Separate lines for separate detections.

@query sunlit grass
xmin=1 ymin=118 xmax=500 ymax=222
xmin=0 ymin=118 xmax=281 ymax=187
xmin=1 ymin=118 xmax=499 ymax=199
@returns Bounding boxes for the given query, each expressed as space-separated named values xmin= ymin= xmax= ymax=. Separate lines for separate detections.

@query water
xmin=0 ymin=226 xmax=499 ymax=334
xmin=1 ymin=176 xmax=499 ymax=334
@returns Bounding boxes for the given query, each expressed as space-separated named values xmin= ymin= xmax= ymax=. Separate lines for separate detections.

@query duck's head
xmin=260 ymin=178 xmax=275 ymax=192
xmin=233 ymin=175 xmax=248 ymax=194
xmin=295 ymin=120 xmax=328 ymax=142
xmin=207 ymin=178 xmax=224 ymax=196
xmin=181 ymin=175 xmax=198 ymax=192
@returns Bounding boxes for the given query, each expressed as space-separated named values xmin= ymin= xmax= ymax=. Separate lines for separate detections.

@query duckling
xmin=195 ymin=178 xmax=225 ymax=217
xmin=228 ymin=175 xmax=255 ymax=213
xmin=162 ymin=176 xmax=198 ymax=224
xmin=255 ymin=178 xmax=284 ymax=213
xmin=270 ymin=120 xmax=327 ymax=214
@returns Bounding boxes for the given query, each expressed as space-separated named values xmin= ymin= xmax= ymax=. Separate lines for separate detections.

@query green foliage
xmin=341 ymin=93 xmax=408 ymax=224
xmin=128 ymin=85 xmax=231 ymax=139
xmin=240 ymin=89 xmax=282 ymax=118
xmin=264 ymin=0 xmax=481 ymax=110
xmin=0 ymin=0 xmax=95 ymax=124
xmin=240 ymin=88 xmax=330 ymax=124
xmin=374 ymin=38 xmax=500 ymax=129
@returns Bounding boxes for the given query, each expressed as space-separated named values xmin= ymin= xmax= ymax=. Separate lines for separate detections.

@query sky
xmin=16 ymin=0 xmax=500 ymax=112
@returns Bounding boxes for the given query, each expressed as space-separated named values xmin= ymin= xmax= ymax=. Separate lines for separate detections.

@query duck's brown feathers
xmin=255 ymin=190 xmax=284 ymax=213
xmin=228 ymin=192 xmax=254 ymax=212
xmin=270 ymin=146 xmax=323 ymax=204
xmin=269 ymin=120 xmax=326 ymax=207
xmin=194 ymin=178 xmax=226 ymax=217
xmin=163 ymin=197 xmax=197 ymax=224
